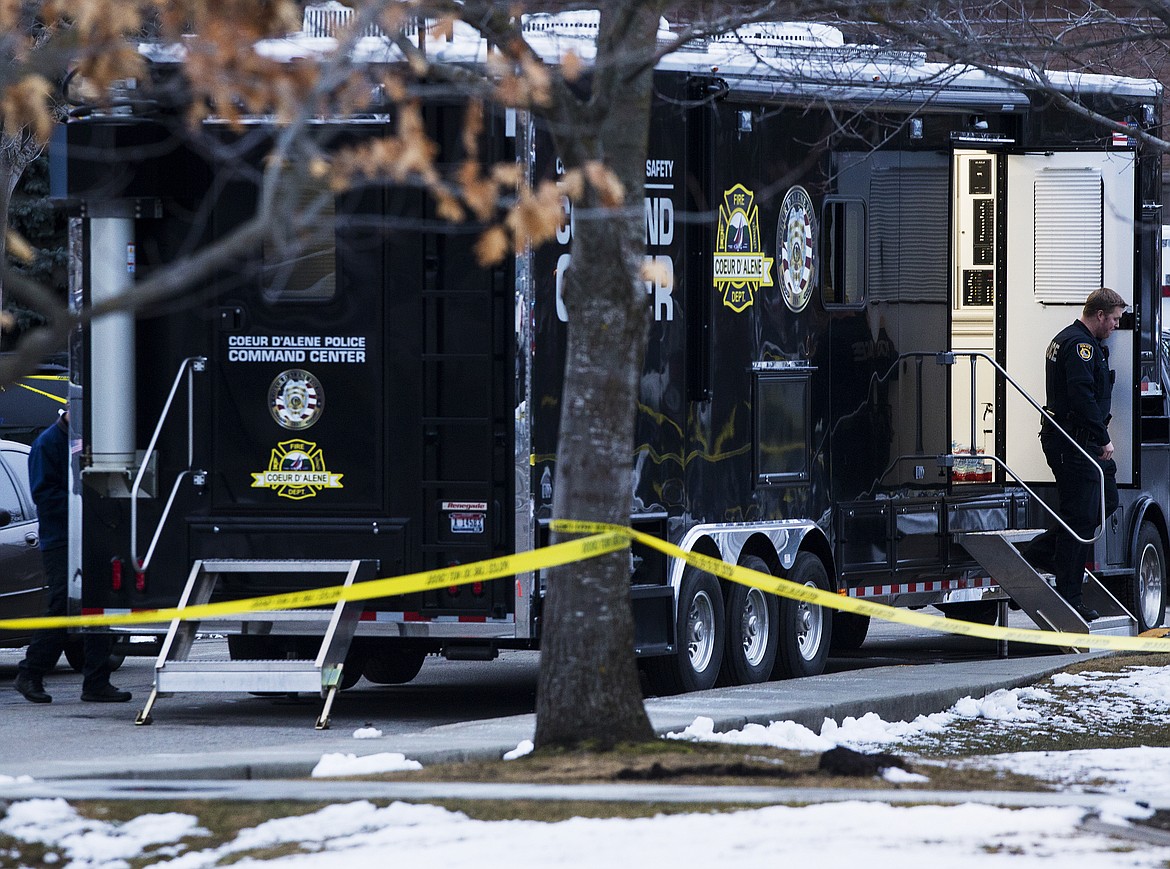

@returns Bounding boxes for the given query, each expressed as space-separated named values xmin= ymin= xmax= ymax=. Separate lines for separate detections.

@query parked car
xmin=0 ymin=439 xmax=45 ymax=648
xmin=0 ymin=438 xmax=122 ymax=671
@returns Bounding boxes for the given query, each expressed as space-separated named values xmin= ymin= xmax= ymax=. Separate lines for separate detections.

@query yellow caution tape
xmin=7 ymin=515 xmax=1170 ymax=654
xmin=0 ymin=532 xmax=629 ymax=632
xmin=552 ymin=520 xmax=1170 ymax=653
xmin=15 ymin=381 xmax=68 ymax=404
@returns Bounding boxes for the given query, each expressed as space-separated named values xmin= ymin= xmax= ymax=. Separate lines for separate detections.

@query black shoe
xmin=15 ymin=674 xmax=51 ymax=704
xmin=81 ymin=684 xmax=132 ymax=703
xmin=1074 ymin=604 xmax=1100 ymax=622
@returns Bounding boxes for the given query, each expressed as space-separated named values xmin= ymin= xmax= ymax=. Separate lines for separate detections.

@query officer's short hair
xmin=1083 ymin=287 xmax=1128 ymax=317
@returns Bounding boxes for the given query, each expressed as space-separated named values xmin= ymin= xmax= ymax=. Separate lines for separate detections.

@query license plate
xmin=450 ymin=512 xmax=485 ymax=534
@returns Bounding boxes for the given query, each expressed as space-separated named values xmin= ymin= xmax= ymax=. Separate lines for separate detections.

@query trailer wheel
xmin=719 ymin=556 xmax=779 ymax=685
xmin=642 ymin=568 xmax=725 ymax=695
xmin=1121 ymin=522 xmax=1166 ymax=632
xmin=772 ymin=552 xmax=832 ymax=679
xmin=363 ymin=650 xmax=427 ymax=685
xmin=829 ymin=612 xmax=870 ymax=652
xmin=63 ymin=638 xmax=125 ymax=673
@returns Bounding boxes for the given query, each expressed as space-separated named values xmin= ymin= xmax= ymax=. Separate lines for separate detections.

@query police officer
xmin=1033 ymin=287 xmax=1126 ymax=622
xmin=14 ymin=410 xmax=131 ymax=704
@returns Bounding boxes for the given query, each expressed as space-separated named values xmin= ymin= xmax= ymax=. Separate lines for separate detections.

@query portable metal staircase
xmin=135 ymin=558 xmax=376 ymax=729
xmin=944 ymin=351 xmax=1137 ymax=646
xmin=954 ymin=529 xmax=1135 ymax=645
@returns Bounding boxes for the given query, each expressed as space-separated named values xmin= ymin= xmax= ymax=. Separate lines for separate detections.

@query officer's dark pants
xmin=1039 ymin=434 xmax=1118 ymax=606
xmin=17 ymin=546 xmax=113 ymax=693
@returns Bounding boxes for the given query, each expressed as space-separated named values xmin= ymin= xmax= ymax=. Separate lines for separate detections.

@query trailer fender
xmin=1129 ymin=496 xmax=1169 ymax=563
xmin=666 ymin=520 xmax=834 ymax=596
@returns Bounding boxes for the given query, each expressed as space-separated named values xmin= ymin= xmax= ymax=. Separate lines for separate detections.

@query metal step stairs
xmin=954 ymin=529 xmax=1135 ymax=649
xmin=135 ymin=558 xmax=376 ymax=729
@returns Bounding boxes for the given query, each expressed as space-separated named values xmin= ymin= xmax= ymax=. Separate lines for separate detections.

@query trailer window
xmin=821 ymin=198 xmax=865 ymax=307
xmin=754 ymin=370 xmax=811 ymax=484
xmin=260 ymin=182 xmax=337 ymax=304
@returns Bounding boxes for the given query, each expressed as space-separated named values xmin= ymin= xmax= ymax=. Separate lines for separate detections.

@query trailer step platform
xmin=135 ymin=558 xmax=376 ymax=729
xmin=954 ymin=530 xmax=1136 ymax=648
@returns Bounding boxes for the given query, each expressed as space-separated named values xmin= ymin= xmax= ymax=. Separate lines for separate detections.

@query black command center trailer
xmin=52 ymin=10 xmax=1170 ymax=723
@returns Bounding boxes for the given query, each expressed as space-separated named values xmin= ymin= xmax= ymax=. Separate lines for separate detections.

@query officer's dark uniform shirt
xmin=1044 ymin=319 xmax=1112 ymax=447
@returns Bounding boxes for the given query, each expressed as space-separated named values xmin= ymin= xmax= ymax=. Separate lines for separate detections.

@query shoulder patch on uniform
xmin=1077 ymin=342 xmax=1094 ymax=361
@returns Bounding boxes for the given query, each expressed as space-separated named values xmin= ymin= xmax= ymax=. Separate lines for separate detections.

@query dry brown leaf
xmin=2 ymin=75 xmax=54 ymax=143
xmin=491 ymin=163 xmax=522 ymax=187
xmin=308 ymin=157 xmax=332 ymax=179
xmin=584 ymin=161 xmax=626 ymax=207
xmin=641 ymin=258 xmax=673 ymax=287
xmin=0 ymin=0 xmax=20 ymax=30
xmin=381 ymin=74 xmax=408 ymax=102
xmin=560 ymin=169 xmax=585 ymax=201
xmin=434 ymin=189 xmax=466 ymax=223
xmin=5 ymin=229 xmax=35 ymax=264
xmin=506 ymin=180 xmax=564 ymax=249
xmin=561 ymin=50 xmax=583 ymax=82
xmin=462 ymin=100 xmax=484 ymax=158
xmin=520 ymin=56 xmax=552 ymax=107
xmin=431 ymin=15 xmax=456 ymax=41
xmin=459 ymin=163 xmax=498 ymax=221
xmin=475 ymin=225 xmax=510 ymax=266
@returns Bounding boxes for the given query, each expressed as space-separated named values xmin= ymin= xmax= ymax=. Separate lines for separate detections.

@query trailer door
xmin=1003 ymin=150 xmax=1137 ymax=486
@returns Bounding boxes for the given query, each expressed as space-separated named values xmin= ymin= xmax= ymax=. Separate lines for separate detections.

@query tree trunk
xmin=533 ymin=4 xmax=663 ymax=750
xmin=0 ymin=130 xmax=43 ymax=312
xmin=0 ymin=158 xmax=17 ymax=311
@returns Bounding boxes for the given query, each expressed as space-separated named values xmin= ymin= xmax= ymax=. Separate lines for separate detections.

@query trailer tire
xmin=772 ymin=552 xmax=832 ymax=679
xmin=63 ymin=639 xmax=125 ymax=673
xmin=829 ymin=612 xmax=870 ymax=651
xmin=363 ymin=650 xmax=427 ymax=685
xmin=1120 ymin=522 xmax=1166 ymax=632
xmin=719 ymin=556 xmax=779 ymax=685
xmin=642 ymin=568 xmax=725 ymax=695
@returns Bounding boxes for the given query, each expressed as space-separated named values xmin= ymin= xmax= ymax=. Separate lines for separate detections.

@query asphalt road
xmin=0 ymin=609 xmax=1088 ymax=773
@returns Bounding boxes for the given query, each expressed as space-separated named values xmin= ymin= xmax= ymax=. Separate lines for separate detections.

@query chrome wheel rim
xmin=740 ymin=587 xmax=770 ymax=667
xmin=795 ymin=581 xmax=824 ymax=661
xmin=687 ymin=589 xmax=716 ymax=673
xmin=1139 ymin=542 xmax=1164 ymax=627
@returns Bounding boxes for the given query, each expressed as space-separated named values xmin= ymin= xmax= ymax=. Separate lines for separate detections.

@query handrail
xmin=130 ymin=356 xmax=206 ymax=571
xmin=944 ymin=350 xmax=1106 ymax=546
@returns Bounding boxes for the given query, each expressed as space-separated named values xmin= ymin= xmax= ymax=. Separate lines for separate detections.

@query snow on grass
xmin=310 ymin=752 xmax=423 ymax=778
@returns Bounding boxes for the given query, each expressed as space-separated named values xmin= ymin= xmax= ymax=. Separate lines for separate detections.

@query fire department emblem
xmin=250 ymin=439 xmax=344 ymax=500
xmin=269 ymin=369 xmax=323 ymax=430
xmin=778 ymin=186 xmax=816 ymax=313
xmin=714 ymin=183 xmax=774 ymax=313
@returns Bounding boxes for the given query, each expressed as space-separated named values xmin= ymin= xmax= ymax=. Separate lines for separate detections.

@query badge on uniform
xmin=1077 ymin=343 xmax=1094 ymax=361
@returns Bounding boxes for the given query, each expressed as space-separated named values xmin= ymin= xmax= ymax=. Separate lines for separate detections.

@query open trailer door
xmin=1003 ymin=149 xmax=1137 ymax=487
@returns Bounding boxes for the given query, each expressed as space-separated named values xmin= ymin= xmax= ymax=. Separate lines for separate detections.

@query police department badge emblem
xmin=269 ymin=369 xmax=323 ymax=430
xmin=250 ymin=440 xmax=343 ymax=500
xmin=714 ymin=183 xmax=774 ymax=313
xmin=1077 ymin=343 xmax=1094 ymax=361
xmin=778 ymin=186 xmax=816 ymax=313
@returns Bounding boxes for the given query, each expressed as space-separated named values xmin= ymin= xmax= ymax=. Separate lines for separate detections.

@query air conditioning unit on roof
xmin=712 ymin=22 xmax=845 ymax=48
xmin=302 ymin=1 xmax=386 ymax=38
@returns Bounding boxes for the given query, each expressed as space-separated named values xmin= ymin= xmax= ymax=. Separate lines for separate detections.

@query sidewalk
xmin=4 ymin=652 xmax=1096 ymax=782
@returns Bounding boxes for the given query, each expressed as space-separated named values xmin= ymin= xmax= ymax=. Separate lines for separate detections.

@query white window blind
xmin=868 ymin=166 xmax=949 ymax=302
xmin=1033 ymin=168 xmax=1102 ymax=302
